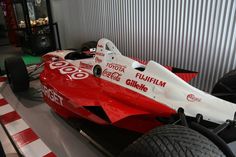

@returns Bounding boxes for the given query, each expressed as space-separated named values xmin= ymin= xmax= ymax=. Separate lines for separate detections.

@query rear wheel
xmin=212 ymin=70 xmax=236 ymax=103
xmin=4 ymin=57 xmax=29 ymax=92
xmin=119 ymin=125 xmax=225 ymax=157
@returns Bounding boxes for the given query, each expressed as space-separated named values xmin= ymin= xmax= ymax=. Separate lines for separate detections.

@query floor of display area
xmin=22 ymin=54 xmax=42 ymax=65
xmin=1 ymin=79 xmax=141 ymax=157
xmin=0 ymin=66 xmax=236 ymax=156
xmin=0 ymin=45 xmax=42 ymax=72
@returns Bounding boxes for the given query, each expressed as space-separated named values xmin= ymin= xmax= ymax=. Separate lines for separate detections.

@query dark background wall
xmin=0 ymin=9 xmax=5 ymax=26
xmin=50 ymin=0 xmax=236 ymax=92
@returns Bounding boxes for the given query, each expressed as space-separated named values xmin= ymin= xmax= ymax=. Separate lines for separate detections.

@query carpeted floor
xmin=21 ymin=54 xmax=42 ymax=65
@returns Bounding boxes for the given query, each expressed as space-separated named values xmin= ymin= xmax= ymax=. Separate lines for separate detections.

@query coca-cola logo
xmin=102 ymin=69 xmax=121 ymax=81
xmin=187 ymin=94 xmax=201 ymax=102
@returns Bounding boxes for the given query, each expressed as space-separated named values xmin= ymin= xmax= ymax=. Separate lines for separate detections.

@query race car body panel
xmin=40 ymin=38 xmax=236 ymax=133
xmin=40 ymin=60 xmax=176 ymax=132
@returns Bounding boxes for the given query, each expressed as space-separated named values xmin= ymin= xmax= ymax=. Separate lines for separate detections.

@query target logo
xmin=49 ymin=61 xmax=89 ymax=80
xmin=50 ymin=61 xmax=69 ymax=69
xmin=71 ymin=72 xmax=89 ymax=80
xmin=59 ymin=66 xmax=78 ymax=74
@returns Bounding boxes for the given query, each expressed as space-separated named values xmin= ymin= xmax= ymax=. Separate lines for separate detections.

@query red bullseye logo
xmin=49 ymin=61 xmax=89 ymax=80
xmin=59 ymin=66 xmax=78 ymax=74
xmin=71 ymin=72 xmax=89 ymax=80
xmin=50 ymin=61 xmax=69 ymax=69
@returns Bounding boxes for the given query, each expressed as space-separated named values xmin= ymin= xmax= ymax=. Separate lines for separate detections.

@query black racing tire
xmin=4 ymin=57 xmax=29 ymax=92
xmin=119 ymin=125 xmax=225 ymax=157
xmin=93 ymin=65 xmax=102 ymax=77
xmin=81 ymin=41 xmax=97 ymax=51
xmin=212 ymin=69 xmax=236 ymax=103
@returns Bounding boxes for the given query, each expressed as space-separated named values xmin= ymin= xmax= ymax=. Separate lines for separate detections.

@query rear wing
xmin=166 ymin=67 xmax=198 ymax=83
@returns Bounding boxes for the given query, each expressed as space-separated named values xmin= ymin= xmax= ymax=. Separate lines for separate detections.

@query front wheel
xmin=4 ymin=57 xmax=29 ymax=92
xmin=212 ymin=70 xmax=236 ymax=103
xmin=119 ymin=125 xmax=225 ymax=157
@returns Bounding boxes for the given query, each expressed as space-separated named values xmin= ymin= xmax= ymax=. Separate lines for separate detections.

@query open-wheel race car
xmin=4 ymin=38 xmax=236 ymax=157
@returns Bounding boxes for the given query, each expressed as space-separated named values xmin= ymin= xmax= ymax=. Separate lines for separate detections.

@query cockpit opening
xmin=132 ymin=61 xmax=146 ymax=72
xmin=64 ymin=51 xmax=95 ymax=60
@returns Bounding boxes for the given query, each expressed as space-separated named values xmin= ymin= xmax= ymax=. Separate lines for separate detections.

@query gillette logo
xmin=126 ymin=79 xmax=148 ymax=92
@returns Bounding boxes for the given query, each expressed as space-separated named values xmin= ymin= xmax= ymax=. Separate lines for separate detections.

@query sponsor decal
xmin=42 ymin=85 xmax=63 ymax=105
xmin=95 ymin=57 xmax=102 ymax=63
xmin=126 ymin=79 xmax=148 ymax=92
xmin=102 ymin=68 xmax=121 ymax=81
xmin=49 ymin=61 xmax=89 ymax=80
xmin=80 ymin=62 xmax=93 ymax=70
xmin=135 ymin=73 xmax=167 ymax=87
xmin=95 ymin=52 xmax=105 ymax=56
xmin=71 ymin=72 xmax=89 ymax=80
xmin=50 ymin=61 xmax=69 ymax=69
xmin=106 ymin=63 xmax=126 ymax=72
xmin=59 ymin=66 xmax=78 ymax=74
xmin=187 ymin=94 xmax=201 ymax=102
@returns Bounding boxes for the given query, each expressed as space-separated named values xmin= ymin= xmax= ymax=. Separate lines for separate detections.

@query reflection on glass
xmin=14 ymin=0 xmax=49 ymax=28
xmin=27 ymin=2 xmax=35 ymax=20
xmin=13 ymin=3 xmax=25 ymax=27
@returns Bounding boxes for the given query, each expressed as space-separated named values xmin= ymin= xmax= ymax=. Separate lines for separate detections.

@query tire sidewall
xmin=5 ymin=57 xmax=29 ymax=92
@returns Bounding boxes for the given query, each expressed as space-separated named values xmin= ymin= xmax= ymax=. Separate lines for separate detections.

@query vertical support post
xmin=0 ymin=0 xmax=19 ymax=45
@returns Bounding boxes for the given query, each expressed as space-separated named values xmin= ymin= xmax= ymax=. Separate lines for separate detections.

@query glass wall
xmin=0 ymin=5 xmax=8 ymax=45
xmin=13 ymin=0 xmax=49 ymax=28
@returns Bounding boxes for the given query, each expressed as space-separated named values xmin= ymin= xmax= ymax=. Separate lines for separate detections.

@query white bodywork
xmin=47 ymin=38 xmax=236 ymax=124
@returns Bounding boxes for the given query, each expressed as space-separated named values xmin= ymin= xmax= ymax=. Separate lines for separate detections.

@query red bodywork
xmin=40 ymin=58 xmax=196 ymax=133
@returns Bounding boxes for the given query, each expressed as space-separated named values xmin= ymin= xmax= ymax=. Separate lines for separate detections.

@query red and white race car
xmin=5 ymin=38 xmax=236 ymax=157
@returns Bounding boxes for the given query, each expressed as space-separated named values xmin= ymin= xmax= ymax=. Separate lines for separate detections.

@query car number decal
xmin=49 ymin=61 xmax=89 ymax=80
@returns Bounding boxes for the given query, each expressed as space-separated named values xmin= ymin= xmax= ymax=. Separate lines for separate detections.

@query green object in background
xmin=22 ymin=54 xmax=42 ymax=65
